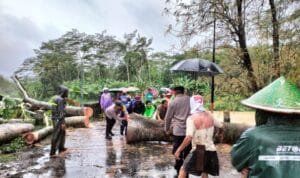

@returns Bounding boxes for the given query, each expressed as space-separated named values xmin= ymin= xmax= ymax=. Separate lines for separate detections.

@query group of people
xmin=49 ymin=77 xmax=300 ymax=178
xmin=100 ymin=85 xmax=223 ymax=178
xmin=99 ymin=87 xmax=171 ymax=139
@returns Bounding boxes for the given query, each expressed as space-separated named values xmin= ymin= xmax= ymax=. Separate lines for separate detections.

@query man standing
xmin=156 ymin=99 xmax=168 ymax=121
xmin=143 ymin=100 xmax=156 ymax=119
xmin=145 ymin=88 xmax=154 ymax=102
xmin=165 ymin=86 xmax=191 ymax=175
xmin=231 ymin=77 xmax=300 ymax=178
xmin=100 ymin=87 xmax=113 ymax=112
xmin=50 ymin=85 xmax=69 ymax=157
xmin=132 ymin=96 xmax=145 ymax=114
xmin=105 ymin=101 xmax=128 ymax=139
xmin=175 ymin=95 xmax=223 ymax=178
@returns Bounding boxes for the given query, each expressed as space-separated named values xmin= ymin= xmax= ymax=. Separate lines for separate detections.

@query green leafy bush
xmin=0 ymin=137 xmax=26 ymax=154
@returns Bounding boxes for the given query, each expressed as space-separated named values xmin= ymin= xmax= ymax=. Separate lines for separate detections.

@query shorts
xmin=182 ymin=150 xmax=219 ymax=176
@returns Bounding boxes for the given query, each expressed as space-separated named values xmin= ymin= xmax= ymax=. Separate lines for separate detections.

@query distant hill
xmin=0 ymin=75 xmax=19 ymax=97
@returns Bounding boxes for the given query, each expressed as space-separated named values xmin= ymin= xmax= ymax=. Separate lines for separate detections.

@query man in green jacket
xmin=231 ymin=77 xmax=300 ymax=178
xmin=143 ymin=100 xmax=155 ymax=119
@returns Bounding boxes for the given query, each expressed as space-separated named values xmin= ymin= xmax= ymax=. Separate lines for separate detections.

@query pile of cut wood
xmin=0 ymin=76 xmax=93 ymax=146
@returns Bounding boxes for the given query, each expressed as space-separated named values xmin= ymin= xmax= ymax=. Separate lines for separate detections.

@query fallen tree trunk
xmin=0 ymin=123 xmax=34 ymax=145
xmin=214 ymin=122 xmax=250 ymax=144
xmin=0 ymin=118 xmax=35 ymax=124
xmin=23 ymin=126 xmax=53 ymax=145
xmin=23 ymin=114 xmax=92 ymax=145
xmin=126 ymin=113 xmax=172 ymax=144
xmin=65 ymin=115 xmax=90 ymax=128
xmin=126 ymin=113 xmax=251 ymax=144
xmin=12 ymin=75 xmax=93 ymax=117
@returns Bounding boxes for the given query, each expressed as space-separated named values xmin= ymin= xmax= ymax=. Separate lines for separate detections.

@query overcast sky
xmin=0 ymin=0 xmax=182 ymax=78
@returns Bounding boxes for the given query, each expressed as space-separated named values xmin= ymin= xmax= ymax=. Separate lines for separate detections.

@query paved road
xmin=1 ymin=121 xmax=240 ymax=178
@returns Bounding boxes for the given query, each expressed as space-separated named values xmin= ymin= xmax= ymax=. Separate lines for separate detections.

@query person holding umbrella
xmin=170 ymin=58 xmax=224 ymax=111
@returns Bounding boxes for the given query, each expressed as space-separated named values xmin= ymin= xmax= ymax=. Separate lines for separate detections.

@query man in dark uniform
xmin=50 ymin=85 xmax=69 ymax=157
xmin=231 ymin=77 xmax=300 ymax=178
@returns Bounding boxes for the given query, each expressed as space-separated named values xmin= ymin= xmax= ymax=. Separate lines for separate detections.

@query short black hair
xmin=173 ymin=86 xmax=185 ymax=94
xmin=145 ymin=100 xmax=152 ymax=104
xmin=115 ymin=100 xmax=123 ymax=107
xmin=161 ymin=100 xmax=167 ymax=104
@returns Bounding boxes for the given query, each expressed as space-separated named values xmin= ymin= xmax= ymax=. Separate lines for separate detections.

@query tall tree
xmin=269 ymin=0 xmax=280 ymax=79
xmin=165 ymin=0 xmax=259 ymax=91
xmin=119 ymin=31 xmax=152 ymax=83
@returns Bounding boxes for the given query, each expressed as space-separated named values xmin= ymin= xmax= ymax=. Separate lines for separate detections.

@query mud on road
xmin=0 ymin=122 xmax=240 ymax=178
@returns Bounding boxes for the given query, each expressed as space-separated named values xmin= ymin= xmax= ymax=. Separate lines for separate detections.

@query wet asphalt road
xmin=0 ymin=121 xmax=240 ymax=178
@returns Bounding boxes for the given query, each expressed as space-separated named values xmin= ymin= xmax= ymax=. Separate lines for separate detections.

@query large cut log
xmin=65 ymin=115 xmax=90 ymax=128
xmin=0 ymin=118 xmax=35 ymax=124
xmin=84 ymin=101 xmax=101 ymax=119
xmin=126 ymin=113 xmax=172 ymax=144
xmin=0 ymin=123 xmax=34 ymax=145
xmin=23 ymin=111 xmax=93 ymax=145
xmin=12 ymin=75 xmax=93 ymax=117
xmin=126 ymin=113 xmax=251 ymax=144
xmin=214 ymin=122 xmax=250 ymax=144
xmin=23 ymin=126 xmax=53 ymax=145
xmin=64 ymin=107 xmax=93 ymax=128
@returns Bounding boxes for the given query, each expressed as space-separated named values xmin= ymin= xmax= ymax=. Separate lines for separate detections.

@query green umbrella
xmin=241 ymin=76 xmax=300 ymax=114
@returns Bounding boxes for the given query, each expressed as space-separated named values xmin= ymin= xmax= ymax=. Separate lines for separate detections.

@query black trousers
xmin=120 ymin=120 xmax=128 ymax=135
xmin=172 ymin=135 xmax=192 ymax=175
xmin=106 ymin=117 xmax=116 ymax=137
xmin=50 ymin=119 xmax=66 ymax=155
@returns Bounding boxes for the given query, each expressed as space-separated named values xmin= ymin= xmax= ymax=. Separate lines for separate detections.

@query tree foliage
xmin=12 ymin=1 xmax=299 ymax=111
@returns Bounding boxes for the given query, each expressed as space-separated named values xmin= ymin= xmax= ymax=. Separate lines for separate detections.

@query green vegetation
xmin=0 ymin=153 xmax=17 ymax=163
xmin=11 ymin=1 xmax=299 ymax=111
xmin=0 ymin=96 xmax=31 ymax=120
xmin=0 ymin=137 xmax=26 ymax=154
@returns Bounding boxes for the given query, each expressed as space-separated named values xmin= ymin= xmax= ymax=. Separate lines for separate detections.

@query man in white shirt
xmin=105 ymin=101 xmax=128 ymax=140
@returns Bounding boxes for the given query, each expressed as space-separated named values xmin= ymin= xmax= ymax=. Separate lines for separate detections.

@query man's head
xmin=166 ymin=92 xmax=172 ymax=98
xmin=58 ymin=85 xmax=68 ymax=98
xmin=145 ymin=100 xmax=152 ymax=108
xmin=114 ymin=100 xmax=123 ymax=112
xmin=161 ymin=100 xmax=168 ymax=107
xmin=147 ymin=88 xmax=152 ymax=92
xmin=103 ymin=87 xmax=109 ymax=93
xmin=190 ymin=95 xmax=205 ymax=114
xmin=173 ymin=86 xmax=185 ymax=95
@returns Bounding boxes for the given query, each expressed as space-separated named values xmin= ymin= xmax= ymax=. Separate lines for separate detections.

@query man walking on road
xmin=165 ymin=86 xmax=191 ymax=176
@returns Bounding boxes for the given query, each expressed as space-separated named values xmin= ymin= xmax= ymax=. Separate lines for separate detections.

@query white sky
xmin=0 ymin=0 xmax=182 ymax=78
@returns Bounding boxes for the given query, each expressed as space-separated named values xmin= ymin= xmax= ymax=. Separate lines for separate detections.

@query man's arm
xmin=174 ymin=136 xmax=192 ymax=159
xmin=55 ymin=97 xmax=65 ymax=120
xmin=231 ymin=129 xmax=255 ymax=172
xmin=100 ymin=95 xmax=104 ymax=109
xmin=164 ymin=103 xmax=175 ymax=132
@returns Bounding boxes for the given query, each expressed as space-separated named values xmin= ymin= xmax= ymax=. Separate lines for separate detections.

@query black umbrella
xmin=170 ymin=58 xmax=224 ymax=110
xmin=170 ymin=58 xmax=223 ymax=75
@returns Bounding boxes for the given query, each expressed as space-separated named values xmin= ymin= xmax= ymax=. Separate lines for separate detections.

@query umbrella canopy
xmin=170 ymin=58 xmax=224 ymax=76
xmin=124 ymin=87 xmax=140 ymax=93
xmin=109 ymin=88 xmax=125 ymax=92
xmin=143 ymin=87 xmax=159 ymax=97
xmin=160 ymin=87 xmax=171 ymax=93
